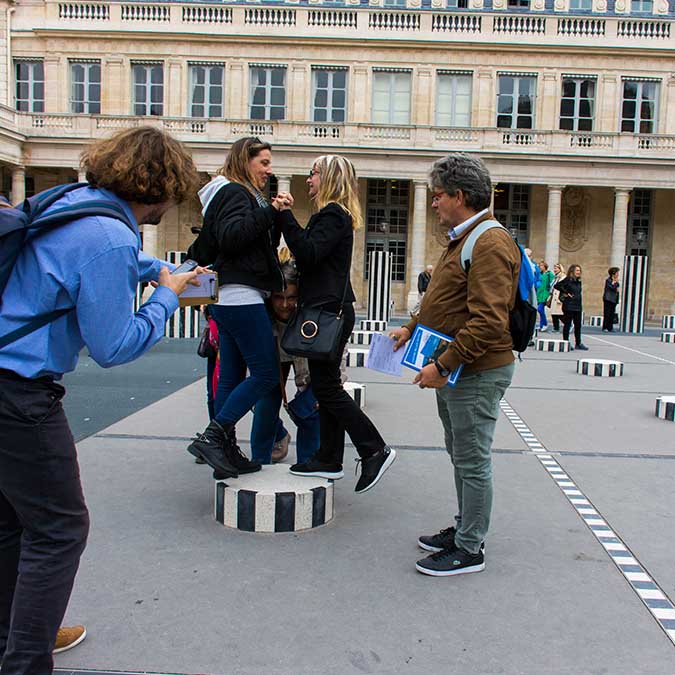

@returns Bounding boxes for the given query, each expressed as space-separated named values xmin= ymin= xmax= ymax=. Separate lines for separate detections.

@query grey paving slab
xmin=559 ymin=455 xmax=675 ymax=598
xmin=56 ymin=435 xmax=675 ymax=674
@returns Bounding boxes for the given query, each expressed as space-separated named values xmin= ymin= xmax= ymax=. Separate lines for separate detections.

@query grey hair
xmin=280 ymin=259 xmax=299 ymax=286
xmin=428 ymin=153 xmax=492 ymax=211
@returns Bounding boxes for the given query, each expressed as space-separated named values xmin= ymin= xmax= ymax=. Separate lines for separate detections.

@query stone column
xmin=476 ymin=70 xmax=494 ymax=127
xmin=142 ymin=224 xmax=159 ymax=259
xmin=167 ymin=59 xmax=184 ymax=117
xmin=414 ymin=67 xmax=433 ymax=126
xmin=545 ymin=185 xmax=564 ymax=266
xmin=77 ymin=168 xmax=87 ymax=183
xmin=611 ymin=189 xmax=631 ymax=269
xmin=407 ymin=180 xmax=428 ymax=312
xmin=103 ymin=57 xmax=125 ymax=115
xmin=350 ymin=65 xmax=368 ymax=122
xmin=540 ymin=72 xmax=558 ymax=131
xmin=44 ymin=56 xmax=61 ymax=113
xmin=289 ymin=64 xmax=307 ymax=121
xmin=276 ymin=176 xmax=291 ymax=194
xmin=11 ymin=166 xmax=25 ymax=204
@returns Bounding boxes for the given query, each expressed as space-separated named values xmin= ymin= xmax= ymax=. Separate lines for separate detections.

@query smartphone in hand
xmin=171 ymin=259 xmax=199 ymax=275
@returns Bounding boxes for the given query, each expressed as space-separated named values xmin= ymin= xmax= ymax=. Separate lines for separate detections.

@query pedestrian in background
xmin=412 ymin=264 xmax=433 ymax=315
xmin=549 ymin=262 xmax=565 ymax=332
xmin=602 ymin=267 xmax=620 ymax=332
xmin=536 ymin=261 xmax=554 ymax=332
xmin=555 ymin=264 xmax=588 ymax=351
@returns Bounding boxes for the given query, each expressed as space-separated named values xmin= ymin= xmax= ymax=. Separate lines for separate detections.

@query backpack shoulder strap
xmin=30 ymin=199 xmax=135 ymax=234
xmin=460 ymin=219 xmax=505 ymax=273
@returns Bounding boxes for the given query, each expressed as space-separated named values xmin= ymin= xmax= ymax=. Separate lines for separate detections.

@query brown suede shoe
xmin=271 ymin=432 xmax=290 ymax=463
xmin=54 ymin=625 xmax=87 ymax=654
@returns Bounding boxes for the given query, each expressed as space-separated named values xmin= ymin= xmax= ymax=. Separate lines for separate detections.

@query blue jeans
xmin=209 ymin=304 xmax=279 ymax=426
xmin=537 ymin=302 xmax=548 ymax=328
xmin=250 ymin=385 xmax=320 ymax=465
xmin=435 ymin=362 xmax=515 ymax=555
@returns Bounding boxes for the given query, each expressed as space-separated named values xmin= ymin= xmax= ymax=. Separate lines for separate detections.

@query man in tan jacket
xmin=391 ymin=153 xmax=520 ymax=577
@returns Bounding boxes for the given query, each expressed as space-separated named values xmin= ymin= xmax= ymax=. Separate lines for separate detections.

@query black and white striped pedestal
xmin=536 ymin=338 xmax=570 ymax=352
xmin=347 ymin=348 xmax=368 ymax=367
xmin=214 ymin=465 xmax=334 ymax=533
xmin=577 ymin=359 xmax=624 ymax=377
xmin=344 ymin=382 xmax=366 ymax=408
xmin=360 ymin=319 xmax=387 ymax=332
xmin=663 ymin=316 xmax=675 ymax=330
xmin=620 ymin=255 xmax=648 ymax=334
xmin=350 ymin=330 xmax=376 ymax=346
xmin=588 ymin=315 xmax=603 ymax=327
xmin=655 ymin=396 xmax=675 ymax=422
xmin=662 ymin=332 xmax=675 ymax=344
xmin=366 ymin=250 xmax=392 ymax=324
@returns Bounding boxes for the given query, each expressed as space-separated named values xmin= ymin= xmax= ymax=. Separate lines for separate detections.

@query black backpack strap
xmin=0 ymin=308 xmax=73 ymax=350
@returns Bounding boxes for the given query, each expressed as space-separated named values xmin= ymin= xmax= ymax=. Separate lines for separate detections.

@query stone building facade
xmin=0 ymin=0 xmax=674 ymax=317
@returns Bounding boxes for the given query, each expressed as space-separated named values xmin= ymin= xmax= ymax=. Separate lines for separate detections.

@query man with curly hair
xmin=0 ymin=127 xmax=200 ymax=673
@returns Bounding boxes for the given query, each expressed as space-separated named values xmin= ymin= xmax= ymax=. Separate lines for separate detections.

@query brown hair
xmin=81 ymin=126 xmax=199 ymax=205
xmin=220 ymin=137 xmax=272 ymax=196
xmin=566 ymin=264 xmax=581 ymax=278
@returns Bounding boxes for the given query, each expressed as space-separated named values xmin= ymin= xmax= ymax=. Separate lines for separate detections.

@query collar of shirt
xmin=448 ymin=208 xmax=489 ymax=240
xmin=96 ymin=186 xmax=140 ymax=242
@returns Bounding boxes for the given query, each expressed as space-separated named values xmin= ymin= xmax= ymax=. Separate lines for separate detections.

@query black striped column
xmin=655 ymin=396 xmax=675 ymax=422
xmin=214 ymin=465 xmax=334 ymax=532
xmin=661 ymin=333 xmax=675 ymax=344
xmin=344 ymin=382 xmax=366 ymax=408
xmin=164 ymin=251 xmax=200 ymax=338
xmin=350 ymin=330 xmax=375 ymax=346
xmin=588 ymin=316 xmax=603 ymax=327
xmin=536 ymin=338 xmax=570 ymax=352
xmin=347 ymin=348 xmax=368 ymax=367
xmin=366 ymin=250 xmax=392 ymax=325
xmin=663 ymin=316 xmax=675 ymax=330
xmin=577 ymin=359 xmax=624 ymax=377
xmin=620 ymin=255 xmax=648 ymax=334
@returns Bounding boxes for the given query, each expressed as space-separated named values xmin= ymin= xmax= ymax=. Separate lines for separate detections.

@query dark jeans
xmin=308 ymin=303 xmax=386 ymax=465
xmin=552 ymin=314 xmax=563 ymax=331
xmin=0 ymin=370 xmax=90 ymax=675
xmin=206 ymin=354 xmax=217 ymax=420
xmin=562 ymin=309 xmax=582 ymax=345
xmin=603 ymin=301 xmax=617 ymax=331
xmin=210 ymin=304 xmax=279 ymax=427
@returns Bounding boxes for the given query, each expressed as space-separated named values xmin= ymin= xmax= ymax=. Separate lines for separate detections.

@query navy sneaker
xmin=354 ymin=447 xmax=396 ymax=494
xmin=416 ymin=546 xmax=485 ymax=577
xmin=418 ymin=526 xmax=485 ymax=553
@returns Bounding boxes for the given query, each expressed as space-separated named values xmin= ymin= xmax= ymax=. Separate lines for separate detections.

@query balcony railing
xmin=11 ymin=2 xmax=673 ymax=49
xmin=10 ymin=112 xmax=675 ymax=161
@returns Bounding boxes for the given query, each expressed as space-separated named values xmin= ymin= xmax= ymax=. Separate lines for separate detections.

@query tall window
xmin=621 ymin=80 xmax=658 ymax=133
xmin=189 ymin=64 xmax=224 ymax=118
xmin=436 ymin=73 xmax=472 ymax=127
xmin=312 ymin=68 xmax=347 ymax=123
xmin=631 ymin=0 xmax=653 ymax=11
xmin=559 ymin=77 xmax=595 ymax=131
xmin=15 ymin=60 xmax=44 ymax=112
xmin=628 ymin=189 xmax=651 ymax=256
xmin=250 ymin=66 xmax=286 ymax=120
xmin=494 ymin=184 xmax=530 ymax=245
xmin=569 ymin=0 xmax=592 ymax=9
xmin=497 ymin=75 xmax=536 ymax=129
xmin=365 ymin=179 xmax=409 ymax=282
xmin=132 ymin=63 xmax=163 ymax=116
xmin=372 ymin=71 xmax=411 ymax=125
xmin=70 ymin=61 xmax=101 ymax=114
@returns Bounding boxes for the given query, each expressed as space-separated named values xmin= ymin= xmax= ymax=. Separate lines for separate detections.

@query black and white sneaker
xmin=354 ymin=446 xmax=396 ymax=494
xmin=418 ymin=526 xmax=485 ymax=553
xmin=575 ymin=343 xmax=589 ymax=351
xmin=415 ymin=546 xmax=485 ymax=577
xmin=289 ymin=459 xmax=344 ymax=480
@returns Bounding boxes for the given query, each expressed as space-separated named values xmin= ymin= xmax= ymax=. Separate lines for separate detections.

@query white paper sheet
xmin=366 ymin=333 xmax=405 ymax=376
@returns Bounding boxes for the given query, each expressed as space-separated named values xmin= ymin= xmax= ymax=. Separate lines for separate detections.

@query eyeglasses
xmin=430 ymin=191 xmax=446 ymax=204
xmin=308 ymin=169 xmax=321 ymax=178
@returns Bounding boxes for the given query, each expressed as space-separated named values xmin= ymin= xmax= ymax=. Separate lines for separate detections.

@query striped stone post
xmin=164 ymin=250 xmax=200 ymax=338
xmin=620 ymin=255 xmax=648 ymax=334
xmin=362 ymin=250 xmax=391 ymax=331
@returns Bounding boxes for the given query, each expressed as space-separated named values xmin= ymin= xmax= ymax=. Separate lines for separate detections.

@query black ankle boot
xmin=223 ymin=426 xmax=262 ymax=475
xmin=187 ymin=420 xmax=238 ymax=478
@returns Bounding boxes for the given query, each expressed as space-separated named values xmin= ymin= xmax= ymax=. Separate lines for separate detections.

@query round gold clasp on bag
xmin=300 ymin=320 xmax=319 ymax=339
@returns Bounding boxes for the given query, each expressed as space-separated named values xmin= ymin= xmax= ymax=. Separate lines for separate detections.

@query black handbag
xmin=280 ymin=252 xmax=351 ymax=362
xmin=197 ymin=326 xmax=217 ymax=359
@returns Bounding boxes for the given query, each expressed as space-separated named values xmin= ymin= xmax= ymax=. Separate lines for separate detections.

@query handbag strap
xmin=337 ymin=237 xmax=353 ymax=318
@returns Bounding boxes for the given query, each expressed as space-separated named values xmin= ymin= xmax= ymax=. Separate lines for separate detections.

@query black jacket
xmin=187 ymin=182 xmax=283 ymax=293
xmin=603 ymin=277 xmax=620 ymax=304
xmin=418 ymin=271 xmax=431 ymax=294
xmin=554 ymin=276 xmax=583 ymax=312
xmin=276 ymin=203 xmax=356 ymax=307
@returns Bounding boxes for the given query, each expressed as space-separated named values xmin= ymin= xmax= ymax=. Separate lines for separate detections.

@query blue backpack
xmin=460 ymin=219 xmax=538 ymax=354
xmin=0 ymin=182 xmax=135 ymax=349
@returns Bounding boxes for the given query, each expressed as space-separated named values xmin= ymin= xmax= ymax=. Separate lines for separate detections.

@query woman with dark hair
xmin=554 ymin=264 xmax=588 ymax=351
xmin=602 ymin=267 xmax=620 ymax=332
xmin=187 ymin=137 xmax=286 ymax=478
xmin=274 ymin=155 xmax=395 ymax=494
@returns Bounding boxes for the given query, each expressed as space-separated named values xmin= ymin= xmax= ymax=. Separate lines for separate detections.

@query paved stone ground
xmin=53 ymin=325 xmax=675 ymax=675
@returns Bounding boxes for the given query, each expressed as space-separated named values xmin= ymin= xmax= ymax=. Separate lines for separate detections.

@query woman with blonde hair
xmin=187 ymin=137 xmax=286 ymax=478
xmin=549 ymin=262 xmax=565 ymax=332
xmin=273 ymin=155 xmax=395 ymax=493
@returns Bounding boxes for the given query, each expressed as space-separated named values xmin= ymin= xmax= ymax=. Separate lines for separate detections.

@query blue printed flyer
xmin=401 ymin=324 xmax=463 ymax=388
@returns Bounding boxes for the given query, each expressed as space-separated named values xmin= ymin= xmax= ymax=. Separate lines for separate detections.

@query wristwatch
xmin=433 ymin=358 xmax=451 ymax=378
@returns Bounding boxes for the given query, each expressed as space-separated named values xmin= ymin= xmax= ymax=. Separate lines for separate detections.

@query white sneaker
xmin=540 ymin=325 xmax=548 ymax=332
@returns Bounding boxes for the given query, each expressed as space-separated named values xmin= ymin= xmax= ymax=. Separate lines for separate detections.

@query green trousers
xmin=435 ymin=361 xmax=515 ymax=555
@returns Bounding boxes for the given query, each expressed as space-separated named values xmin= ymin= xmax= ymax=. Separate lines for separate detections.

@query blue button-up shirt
xmin=448 ymin=208 xmax=489 ymax=240
xmin=0 ymin=186 xmax=178 ymax=379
